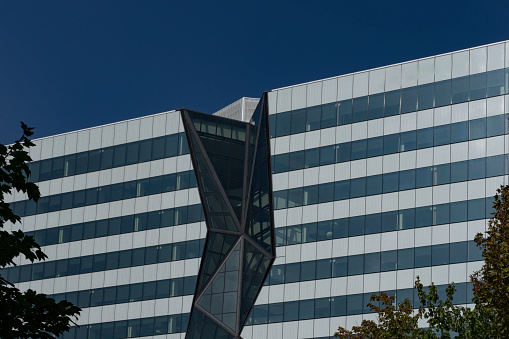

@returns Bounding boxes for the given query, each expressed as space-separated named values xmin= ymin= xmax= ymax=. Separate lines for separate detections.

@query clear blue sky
xmin=1 ymin=0 xmax=508 ymax=144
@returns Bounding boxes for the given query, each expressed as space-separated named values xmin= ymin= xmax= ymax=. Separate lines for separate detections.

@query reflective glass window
xmin=434 ymin=124 xmax=450 ymax=146
xmin=469 ymin=158 xmax=486 ymax=180
xmin=382 ymin=211 xmax=398 ymax=232
xmin=487 ymin=115 xmax=505 ymax=137
xmin=469 ymin=72 xmax=486 ymax=100
xmin=468 ymin=241 xmax=483 ymax=261
xmin=434 ymin=204 xmax=450 ymax=225
xmin=321 ymin=103 xmax=337 ymax=128
xmin=434 ymin=163 xmax=450 ymax=185
xmin=400 ymin=130 xmax=416 ymax=151
xmin=450 ymin=201 xmax=467 ymax=223
xmin=317 ymin=220 xmax=333 ymax=241
xmin=285 ymin=263 xmax=300 ymax=283
xmin=416 ymin=167 xmax=432 ymax=188
xmin=320 ymin=145 xmax=335 ymax=165
xmin=315 ymin=298 xmax=331 ymax=318
xmin=451 ymin=161 xmax=468 ymax=183
xmin=337 ymin=99 xmax=352 ymax=125
xmin=51 ymin=157 xmax=64 ymax=179
xmin=382 ymin=172 xmax=399 ymax=193
xmin=306 ymin=106 xmax=321 ymax=131
xmin=302 ymin=222 xmax=317 ymax=243
xmin=88 ymin=150 xmax=101 ymax=172
xmin=318 ymin=182 xmax=334 ymax=203
xmin=351 ymin=140 xmax=367 ymax=160
xmin=348 ymin=255 xmax=363 ymax=276
xmin=418 ymin=83 xmax=434 ymax=110
xmin=399 ymin=209 xmax=415 ymax=230
xmin=304 ymin=148 xmax=320 ymax=168
xmin=331 ymin=296 xmax=347 ymax=316
xmin=268 ymin=303 xmax=284 ymax=323
xmin=366 ymin=174 xmax=382 ymax=196
xmin=415 ymin=206 xmax=432 ymax=228
xmin=435 ymin=80 xmax=451 ymax=107
xmin=301 ymin=261 xmax=316 ymax=281
xmin=469 ymin=118 xmax=486 ymax=140
xmin=350 ymin=177 xmax=366 ymax=198
xmin=487 ymin=68 xmax=506 ymax=97
xmin=451 ymin=121 xmax=468 ymax=143
xmin=334 ymin=181 xmax=350 ymax=200
xmin=332 ymin=257 xmax=347 ymax=277
xmin=349 ymin=216 xmax=364 ymax=237
xmin=75 ymin=153 xmax=88 ymax=175
xmin=152 ymin=137 xmax=165 ymax=160
xmin=139 ymin=139 xmax=152 ymax=163
xmin=303 ymin=185 xmax=319 ymax=205
xmin=273 ymin=153 xmax=289 ymax=173
xmin=332 ymin=219 xmax=348 ymax=239
xmin=417 ymin=128 xmax=433 ymax=149
xmin=468 ymin=199 xmax=485 ymax=221
xmin=289 ymin=150 xmax=304 ymax=171
xmin=399 ymin=169 xmax=415 ymax=190
xmin=398 ymin=248 xmax=414 ymax=269
xmin=401 ymin=87 xmax=417 ymax=113
xmin=347 ymin=294 xmax=363 ymax=315
xmin=415 ymin=246 xmax=431 ymax=268
xmin=352 ymin=96 xmax=368 ymax=123
xmin=336 ymin=143 xmax=351 ymax=162
xmin=487 ymin=155 xmax=505 ymax=178
xmin=450 ymin=241 xmax=468 ymax=264
xmin=381 ymin=250 xmax=397 ymax=271
xmin=113 ymin=145 xmax=126 ymax=167
xmin=432 ymin=243 xmax=449 ymax=266
xmin=100 ymin=148 xmax=113 ymax=170
xmin=383 ymin=134 xmax=399 ymax=155
xmin=39 ymin=159 xmax=52 ymax=181
xmin=284 ymin=301 xmax=299 ymax=321
xmin=452 ymin=76 xmax=469 ymax=104
xmin=384 ymin=90 xmax=400 ymax=116
xmin=364 ymin=252 xmax=380 ymax=274
xmin=365 ymin=213 xmax=381 ymax=234
xmin=164 ymin=134 xmax=178 ymax=157
xmin=367 ymin=136 xmax=383 ymax=157
xmin=291 ymin=109 xmax=306 ymax=134
xmin=368 ymin=93 xmax=384 ymax=120
xmin=126 ymin=143 xmax=139 ymax=165
xmin=276 ymin=112 xmax=292 ymax=137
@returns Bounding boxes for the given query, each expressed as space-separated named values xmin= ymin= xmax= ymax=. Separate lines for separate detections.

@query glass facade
xmin=4 ymin=41 xmax=508 ymax=339
xmin=182 ymin=100 xmax=275 ymax=338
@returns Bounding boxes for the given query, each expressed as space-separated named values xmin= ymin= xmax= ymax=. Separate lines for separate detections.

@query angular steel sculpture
xmin=182 ymin=93 xmax=275 ymax=339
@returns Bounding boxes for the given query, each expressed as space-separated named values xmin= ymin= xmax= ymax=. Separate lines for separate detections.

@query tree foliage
xmin=471 ymin=185 xmax=509 ymax=337
xmin=0 ymin=122 xmax=80 ymax=338
xmin=335 ymin=185 xmax=509 ymax=338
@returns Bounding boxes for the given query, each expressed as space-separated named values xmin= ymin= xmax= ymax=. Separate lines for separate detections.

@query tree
xmin=0 ymin=122 xmax=80 ymax=338
xmin=471 ymin=185 xmax=509 ymax=336
xmin=335 ymin=185 xmax=509 ymax=338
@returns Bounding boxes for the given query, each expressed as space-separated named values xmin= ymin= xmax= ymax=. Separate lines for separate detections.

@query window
xmin=306 ymin=106 xmax=321 ymax=131
xmin=291 ymin=109 xmax=306 ymax=134
xmin=435 ymin=80 xmax=451 ymax=107
xmin=321 ymin=103 xmax=337 ymax=128
xmin=469 ymin=73 xmax=486 ymax=100
xmin=418 ymin=83 xmax=434 ymax=110
xmin=401 ymin=87 xmax=417 ymax=113
xmin=452 ymin=76 xmax=469 ymax=104
xmin=384 ymin=90 xmax=400 ymax=116
xmin=368 ymin=93 xmax=384 ymax=120
xmin=337 ymin=99 xmax=352 ymax=125
xmin=352 ymin=97 xmax=368 ymax=123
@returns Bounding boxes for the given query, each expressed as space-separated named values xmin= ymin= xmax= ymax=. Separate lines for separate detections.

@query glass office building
xmin=3 ymin=40 xmax=509 ymax=338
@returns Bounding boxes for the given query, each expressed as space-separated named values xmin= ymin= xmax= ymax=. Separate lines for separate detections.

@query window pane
xmin=289 ymin=150 xmax=304 ymax=171
xmin=306 ymin=106 xmax=321 ymax=131
xmin=368 ymin=93 xmax=384 ymax=120
xmin=415 ymin=246 xmax=431 ymax=268
xmin=113 ymin=145 xmax=126 ymax=167
xmin=417 ymin=128 xmax=433 ymax=149
xmin=401 ymin=87 xmax=417 ymax=113
xmin=469 ymin=72 xmax=486 ymax=101
xmin=348 ymin=255 xmax=363 ymax=275
xmin=88 ymin=150 xmax=101 ymax=172
xmin=400 ymin=130 xmax=416 ymax=151
xmin=365 ymin=213 xmax=381 ymax=234
xmin=276 ymin=112 xmax=292 ymax=137
xmin=304 ymin=148 xmax=320 ymax=168
xmin=337 ymin=99 xmax=352 ymax=125
xmin=320 ymin=145 xmax=335 ymax=165
xmin=351 ymin=140 xmax=367 ymax=160
xmin=321 ymin=103 xmax=337 ymax=128
xmin=382 ymin=172 xmax=399 ymax=193
xmin=336 ymin=143 xmax=351 ymax=162
xmin=364 ymin=252 xmax=380 ymax=274
xmin=352 ymin=96 xmax=368 ymax=123
xmin=434 ymin=124 xmax=450 ymax=146
xmin=384 ymin=90 xmax=400 ymax=116
xmin=451 ymin=121 xmax=468 ymax=143
xmin=487 ymin=68 xmax=506 ymax=97
xmin=383 ymin=134 xmax=399 ymax=155
xmin=469 ymin=118 xmax=486 ymax=140
xmin=435 ymin=80 xmax=451 ymax=107
xmin=366 ymin=174 xmax=382 ymax=196
xmin=367 ymin=136 xmax=383 ymax=157
xmin=418 ymin=83 xmax=434 ymax=110
xmin=452 ymin=76 xmax=469 ymax=104
xmin=487 ymin=115 xmax=505 ymax=137
xmin=290 ymin=109 xmax=306 ymax=134
xmin=399 ymin=169 xmax=415 ymax=190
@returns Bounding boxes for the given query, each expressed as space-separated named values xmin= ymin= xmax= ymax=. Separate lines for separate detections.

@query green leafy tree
xmin=0 ymin=123 xmax=80 ymax=338
xmin=471 ymin=185 xmax=509 ymax=337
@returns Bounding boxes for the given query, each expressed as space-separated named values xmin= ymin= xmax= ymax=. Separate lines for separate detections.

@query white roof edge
xmin=31 ymin=109 xmax=179 ymax=143
xmin=270 ymin=39 xmax=509 ymax=92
